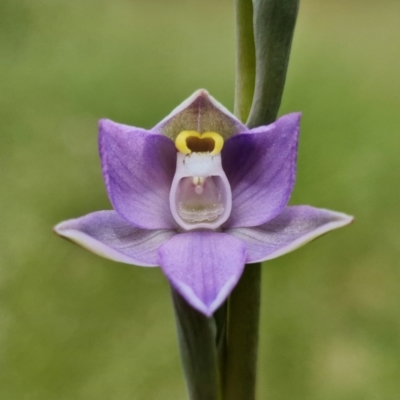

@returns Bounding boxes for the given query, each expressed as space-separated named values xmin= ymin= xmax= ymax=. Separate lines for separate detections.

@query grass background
xmin=1 ymin=0 xmax=399 ymax=399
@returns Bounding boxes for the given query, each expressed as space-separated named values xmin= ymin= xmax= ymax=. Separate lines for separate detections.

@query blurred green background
xmin=1 ymin=0 xmax=399 ymax=399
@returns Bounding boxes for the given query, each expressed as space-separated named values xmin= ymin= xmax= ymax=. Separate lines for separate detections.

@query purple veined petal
xmin=226 ymin=206 xmax=354 ymax=263
xmin=99 ymin=119 xmax=177 ymax=230
xmin=222 ymin=113 xmax=301 ymax=228
xmin=153 ymin=89 xmax=247 ymax=140
xmin=54 ymin=211 xmax=176 ymax=266
xmin=158 ymin=231 xmax=247 ymax=316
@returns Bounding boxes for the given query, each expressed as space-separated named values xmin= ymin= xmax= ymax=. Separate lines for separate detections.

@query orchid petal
xmin=158 ymin=231 xmax=247 ymax=316
xmin=99 ymin=119 xmax=177 ymax=229
xmin=223 ymin=113 xmax=300 ymax=228
xmin=54 ymin=211 xmax=176 ymax=266
xmin=153 ymin=89 xmax=247 ymax=140
xmin=226 ymin=206 xmax=353 ymax=263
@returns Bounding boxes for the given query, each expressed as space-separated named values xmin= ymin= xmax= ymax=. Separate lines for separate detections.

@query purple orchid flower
xmin=55 ymin=90 xmax=353 ymax=316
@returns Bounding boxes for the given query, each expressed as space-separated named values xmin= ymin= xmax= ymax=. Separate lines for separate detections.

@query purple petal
xmin=54 ymin=211 xmax=176 ymax=266
xmin=153 ymin=89 xmax=247 ymax=140
xmin=226 ymin=206 xmax=353 ymax=263
xmin=99 ymin=119 xmax=177 ymax=229
xmin=158 ymin=231 xmax=247 ymax=316
xmin=222 ymin=113 xmax=300 ymax=228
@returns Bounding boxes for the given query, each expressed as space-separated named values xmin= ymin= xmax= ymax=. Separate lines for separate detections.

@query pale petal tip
xmin=53 ymin=220 xmax=68 ymax=236
xmin=279 ymin=111 xmax=302 ymax=128
xmin=170 ymin=278 xmax=235 ymax=317
xmin=98 ymin=118 xmax=120 ymax=134
xmin=336 ymin=212 xmax=354 ymax=226
xmin=53 ymin=221 xmax=90 ymax=252
xmin=291 ymin=111 xmax=302 ymax=119
xmin=98 ymin=118 xmax=109 ymax=130
xmin=53 ymin=220 xmax=85 ymax=244
xmin=192 ymin=88 xmax=210 ymax=98
xmin=164 ymin=256 xmax=246 ymax=317
xmin=320 ymin=208 xmax=354 ymax=226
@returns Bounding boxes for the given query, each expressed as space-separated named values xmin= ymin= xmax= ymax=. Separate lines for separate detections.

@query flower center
xmin=169 ymin=131 xmax=232 ymax=231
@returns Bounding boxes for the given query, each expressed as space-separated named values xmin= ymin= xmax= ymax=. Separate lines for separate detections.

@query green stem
xmin=221 ymin=2 xmax=257 ymax=398
xmin=214 ymin=300 xmax=228 ymax=397
xmin=224 ymin=1 xmax=300 ymax=399
xmin=234 ymin=0 xmax=256 ymax=122
xmin=171 ymin=288 xmax=220 ymax=400
xmin=224 ymin=264 xmax=261 ymax=400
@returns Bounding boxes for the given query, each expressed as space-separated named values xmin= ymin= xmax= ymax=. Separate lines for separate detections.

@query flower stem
xmin=171 ymin=288 xmax=220 ymax=400
xmin=224 ymin=1 xmax=300 ymax=399
xmin=223 ymin=264 xmax=261 ymax=400
xmin=221 ymin=2 xmax=258 ymax=398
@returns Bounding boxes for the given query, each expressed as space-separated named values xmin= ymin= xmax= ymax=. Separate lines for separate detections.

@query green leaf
xmin=247 ymin=0 xmax=300 ymax=128
xmin=234 ymin=0 xmax=256 ymax=123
